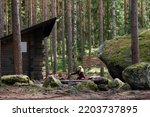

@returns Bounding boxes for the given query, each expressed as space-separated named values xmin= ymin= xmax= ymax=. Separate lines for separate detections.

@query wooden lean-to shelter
xmin=0 ymin=18 xmax=56 ymax=80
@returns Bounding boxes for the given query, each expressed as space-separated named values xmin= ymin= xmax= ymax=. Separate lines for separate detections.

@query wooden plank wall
xmin=1 ymin=32 xmax=44 ymax=80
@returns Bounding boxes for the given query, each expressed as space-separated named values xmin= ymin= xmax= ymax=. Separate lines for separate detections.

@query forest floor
xmin=0 ymin=56 xmax=150 ymax=100
xmin=1 ymin=85 xmax=150 ymax=100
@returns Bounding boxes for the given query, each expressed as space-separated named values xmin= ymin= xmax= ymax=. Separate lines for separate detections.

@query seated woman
xmin=70 ymin=66 xmax=85 ymax=80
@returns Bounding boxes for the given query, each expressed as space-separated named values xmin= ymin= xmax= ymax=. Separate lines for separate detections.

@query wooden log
xmin=60 ymin=77 xmax=109 ymax=85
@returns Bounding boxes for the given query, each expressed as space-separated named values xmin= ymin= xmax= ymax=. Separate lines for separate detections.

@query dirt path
xmin=1 ymin=85 xmax=150 ymax=100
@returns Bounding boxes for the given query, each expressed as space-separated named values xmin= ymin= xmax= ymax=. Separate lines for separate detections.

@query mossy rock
xmin=1 ymin=75 xmax=30 ymax=85
xmin=119 ymin=83 xmax=131 ymax=90
xmin=43 ymin=75 xmax=62 ymax=88
xmin=93 ymin=77 xmax=110 ymax=85
xmin=97 ymin=84 xmax=109 ymax=91
xmin=76 ymin=80 xmax=98 ymax=91
xmin=99 ymin=29 xmax=150 ymax=81
xmin=14 ymin=80 xmax=34 ymax=86
xmin=122 ymin=62 xmax=150 ymax=90
xmin=108 ymin=78 xmax=125 ymax=89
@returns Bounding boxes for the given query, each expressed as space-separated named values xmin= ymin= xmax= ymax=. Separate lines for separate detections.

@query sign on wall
xmin=21 ymin=42 xmax=27 ymax=53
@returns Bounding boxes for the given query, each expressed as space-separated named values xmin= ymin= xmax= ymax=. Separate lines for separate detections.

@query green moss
xmin=122 ymin=62 xmax=150 ymax=90
xmin=43 ymin=75 xmax=62 ymax=88
xmin=76 ymin=80 xmax=98 ymax=91
xmin=102 ymin=29 xmax=150 ymax=68
xmin=139 ymin=29 xmax=150 ymax=39
xmin=1 ymin=75 xmax=30 ymax=85
xmin=108 ymin=78 xmax=125 ymax=89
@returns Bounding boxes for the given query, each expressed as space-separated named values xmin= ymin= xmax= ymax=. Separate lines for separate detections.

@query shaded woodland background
xmin=0 ymin=0 xmax=150 ymax=78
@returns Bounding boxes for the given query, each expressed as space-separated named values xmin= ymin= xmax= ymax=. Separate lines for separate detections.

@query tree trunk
xmin=124 ymin=0 xmax=128 ymax=33
xmin=0 ymin=0 xmax=4 ymax=77
xmin=79 ymin=0 xmax=84 ymax=62
xmin=8 ymin=0 xmax=12 ymax=34
xmin=52 ymin=0 xmax=57 ymax=74
xmin=112 ymin=0 xmax=116 ymax=38
xmin=62 ymin=0 xmax=66 ymax=72
xmin=128 ymin=0 xmax=132 ymax=33
xmin=11 ymin=0 xmax=23 ymax=74
xmin=88 ymin=0 xmax=91 ymax=68
xmin=131 ymin=0 xmax=140 ymax=64
xmin=32 ymin=0 xmax=37 ymax=25
xmin=29 ymin=0 xmax=32 ymax=26
xmin=67 ymin=0 xmax=73 ymax=75
xmin=5 ymin=0 xmax=9 ymax=35
xmin=140 ymin=0 xmax=144 ymax=28
xmin=72 ymin=0 xmax=77 ymax=70
xmin=19 ymin=0 xmax=22 ymax=28
xmin=99 ymin=0 xmax=104 ymax=77
xmin=41 ymin=0 xmax=49 ymax=77
xmin=25 ymin=0 xmax=29 ymax=28
xmin=106 ymin=0 xmax=110 ymax=39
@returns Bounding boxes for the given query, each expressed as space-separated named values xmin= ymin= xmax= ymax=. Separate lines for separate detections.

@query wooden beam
xmin=61 ymin=77 xmax=108 ymax=85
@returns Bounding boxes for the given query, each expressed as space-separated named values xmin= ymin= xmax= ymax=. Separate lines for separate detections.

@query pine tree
xmin=72 ymin=0 xmax=77 ymax=70
xmin=62 ymin=0 xmax=66 ymax=72
xmin=124 ymin=0 xmax=128 ymax=33
xmin=88 ymin=0 xmax=91 ymax=67
xmin=0 ymin=0 xmax=4 ymax=77
xmin=25 ymin=0 xmax=29 ymax=28
xmin=11 ymin=0 xmax=23 ymax=74
xmin=52 ymin=0 xmax=57 ymax=74
xmin=112 ymin=0 xmax=117 ymax=38
xmin=131 ymin=0 xmax=140 ymax=64
xmin=140 ymin=0 xmax=144 ymax=28
xmin=99 ymin=0 xmax=104 ymax=77
xmin=79 ymin=0 xmax=84 ymax=62
xmin=67 ymin=0 xmax=73 ymax=75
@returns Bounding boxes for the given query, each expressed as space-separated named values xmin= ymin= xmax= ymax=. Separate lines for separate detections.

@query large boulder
xmin=43 ymin=75 xmax=62 ymax=88
xmin=122 ymin=62 xmax=150 ymax=90
xmin=99 ymin=29 xmax=150 ymax=81
xmin=1 ymin=75 xmax=30 ymax=85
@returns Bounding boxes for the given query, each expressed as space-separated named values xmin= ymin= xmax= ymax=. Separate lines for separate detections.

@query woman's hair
xmin=78 ymin=66 xmax=84 ymax=72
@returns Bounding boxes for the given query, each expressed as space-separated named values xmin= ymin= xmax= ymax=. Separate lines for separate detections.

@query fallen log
xmin=60 ymin=77 xmax=109 ymax=85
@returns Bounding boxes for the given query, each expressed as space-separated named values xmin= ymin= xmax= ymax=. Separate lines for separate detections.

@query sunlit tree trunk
xmin=131 ymin=0 xmax=140 ymax=64
xmin=11 ymin=0 xmax=23 ymax=74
